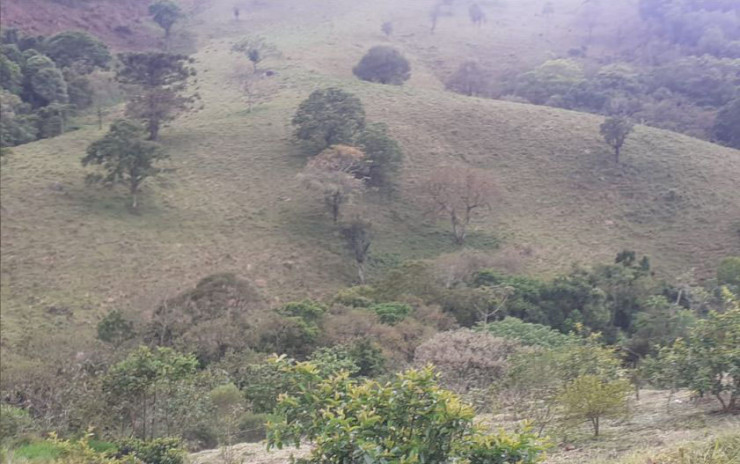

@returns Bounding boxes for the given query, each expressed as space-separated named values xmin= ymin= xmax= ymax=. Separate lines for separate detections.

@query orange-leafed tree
xmin=300 ymin=145 xmax=367 ymax=223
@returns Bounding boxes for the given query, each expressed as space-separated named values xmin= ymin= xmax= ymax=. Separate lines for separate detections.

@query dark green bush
xmin=353 ymin=46 xmax=411 ymax=85
xmin=114 ymin=437 xmax=185 ymax=464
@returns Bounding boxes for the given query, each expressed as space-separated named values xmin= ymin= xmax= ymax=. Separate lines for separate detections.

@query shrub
xmin=414 ymin=329 xmax=519 ymax=393
xmin=369 ymin=302 xmax=412 ymax=325
xmin=266 ymin=359 xmax=544 ymax=463
xmin=353 ymin=46 xmax=411 ymax=85
xmin=0 ymin=404 xmax=34 ymax=446
xmin=478 ymin=317 xmax=579 ymax=348
xmin=556 ymin=375 xmax=632 ymax=437
xmin=97 ymin=310 xmax=136 ymax=346
xmin=333 ymin=285 xmax=376 ymax=307
xmin=718 ymin=257 xmax=740 ymax=288
xmin=115 ymin=437 xmax=185 ymax=464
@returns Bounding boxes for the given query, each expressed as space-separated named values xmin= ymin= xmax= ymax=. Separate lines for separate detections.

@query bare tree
xmin=469 ymin=3 xmax=486 ymax=27
xmin=430 ymin=4 xmax=441 ymax=34
xmin=424 ymin=166 xmax=497 ymax=244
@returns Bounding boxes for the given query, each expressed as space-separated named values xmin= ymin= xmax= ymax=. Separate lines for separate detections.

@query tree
xmin=24 ymin=54 xmax=69 ymax=107
xmin=0 ymin=52 xmax=23 ymax=95
xmin=102 ymin=346 xmax=198 ymax=439
xmin=353 ymin=46 xmax=411 ymax=85
xmin=600 ymin=116 xmax=634 ymax=163
xmin=381 ymin=21 xmax=394 ymax=37
xmin=299 ymin=145 xmax=366 ymax=222
xmin=430 ymin=4 xmax=441 ymax=34
xmin=469 ymin=3 xmax=486 ymax=27
xmin=646 ymin=293 xmax=740 ymax=413
xmin=231 ymin=36 xmax=278 ymax=71
xmin=82 ymin=119 xmax=168 ymax=209
xmin=446 ymin=60 xmax=490 ymax=97
xmin=713 ymin=98 xmax=740 ymax=149
xmin=267 ymin=360 xmax=544 ymax=463
xmin=356 ymin=122 xmax=403 ymax=187
xmin=44 ymin=31 xmax=111 ymax=71
xmin=209 ymin=383 xmax=246 ymax=455
xmin=247 ymin=48 xmax=261 ymax=72
xmin=149 ymin=0 xmax=181 ymax=38
xmin=344 ymin=217 xmax=372 ymax=284
xmin=424 ymin=166 xmax=497 ymax=245
xmin=291 ymin=88 xmax=366 ymax=153
xmin=233 ymin=6 xmax=240 ymax=21
xmin=116 ymin=52 xmax=195 ymax=140
xmin=557 ymin=375 xmax=631 ymax=437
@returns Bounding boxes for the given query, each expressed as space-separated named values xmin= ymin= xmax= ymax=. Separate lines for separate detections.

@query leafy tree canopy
xmin=44 ymin=31 xmax=111 ymax=71
xmin=292 ymin=87 xmax=366 ymax=153
xmin=353 ymin=46 xmax=411 ymax=85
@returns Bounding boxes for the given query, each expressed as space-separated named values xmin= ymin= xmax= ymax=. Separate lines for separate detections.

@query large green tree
xmin=292 ymin=88 xmax=366 ymax=153
xmin=44 ymin=31 xmax=111 ymax=71
xmin=116 ymin=52 xmax=195 ymax=140
xmin=82 ymin=119 xmax=168 ymax=209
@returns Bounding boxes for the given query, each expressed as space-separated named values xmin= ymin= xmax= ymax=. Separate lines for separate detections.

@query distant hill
xmin=1 ymin=0 xmax=739 ymax=350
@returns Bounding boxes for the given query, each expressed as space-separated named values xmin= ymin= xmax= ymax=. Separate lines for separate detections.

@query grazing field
xmin=2 ymin=0 xmax=739 ymax=355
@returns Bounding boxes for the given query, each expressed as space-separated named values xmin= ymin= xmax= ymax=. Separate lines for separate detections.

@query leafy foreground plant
xmin=266 ymin=358 xmax=544 ymax=464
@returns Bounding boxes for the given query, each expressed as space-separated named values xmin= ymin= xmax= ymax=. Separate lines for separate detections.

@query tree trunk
xmin=97 ymin=105 xmax=103 ymax=130
xmin=130 ymin=181 xmax=139 ymax=209
xmin=331 ymin=193 xmax=340 ymax=223
xmin=592 ymin=417 xmax=599 ymax=437
xmin=357 ymin=261 xmax=365 ymax=284
xmin=148 ymin=119 xmax=160 ymax=141
xmin=615 ymin=145 xmax=621 ymax=164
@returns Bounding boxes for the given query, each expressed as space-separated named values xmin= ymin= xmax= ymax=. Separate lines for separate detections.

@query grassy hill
xmin=1 ymin=0 xmax=739 ymax=354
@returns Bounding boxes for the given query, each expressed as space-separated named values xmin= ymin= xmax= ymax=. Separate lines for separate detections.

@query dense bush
xmin=478 ymin=317 xmax=579 ymax=348
xmin=0 ymin=404 xmax=34 ymax=446
xmin=414 ymin=329 xmax=519 ymax=393
xmin=146 ymin=273 xmax=264 ymax=364
xmin=353 ymin=46 xmax=411 ymax=85
xmin=115 ymin=437 xmax=185 ymax=464
xmin=369 ymin=302 xmax=412 ymax=325
xmin=267 ymin=359 xmax=544 ymax=463
xmin=645 ymin=290 xmax=740 ymax=413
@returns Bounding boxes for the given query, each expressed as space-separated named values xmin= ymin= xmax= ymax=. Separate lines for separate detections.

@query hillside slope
xmin=1 ymin=0 xmax=739 ymax=351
